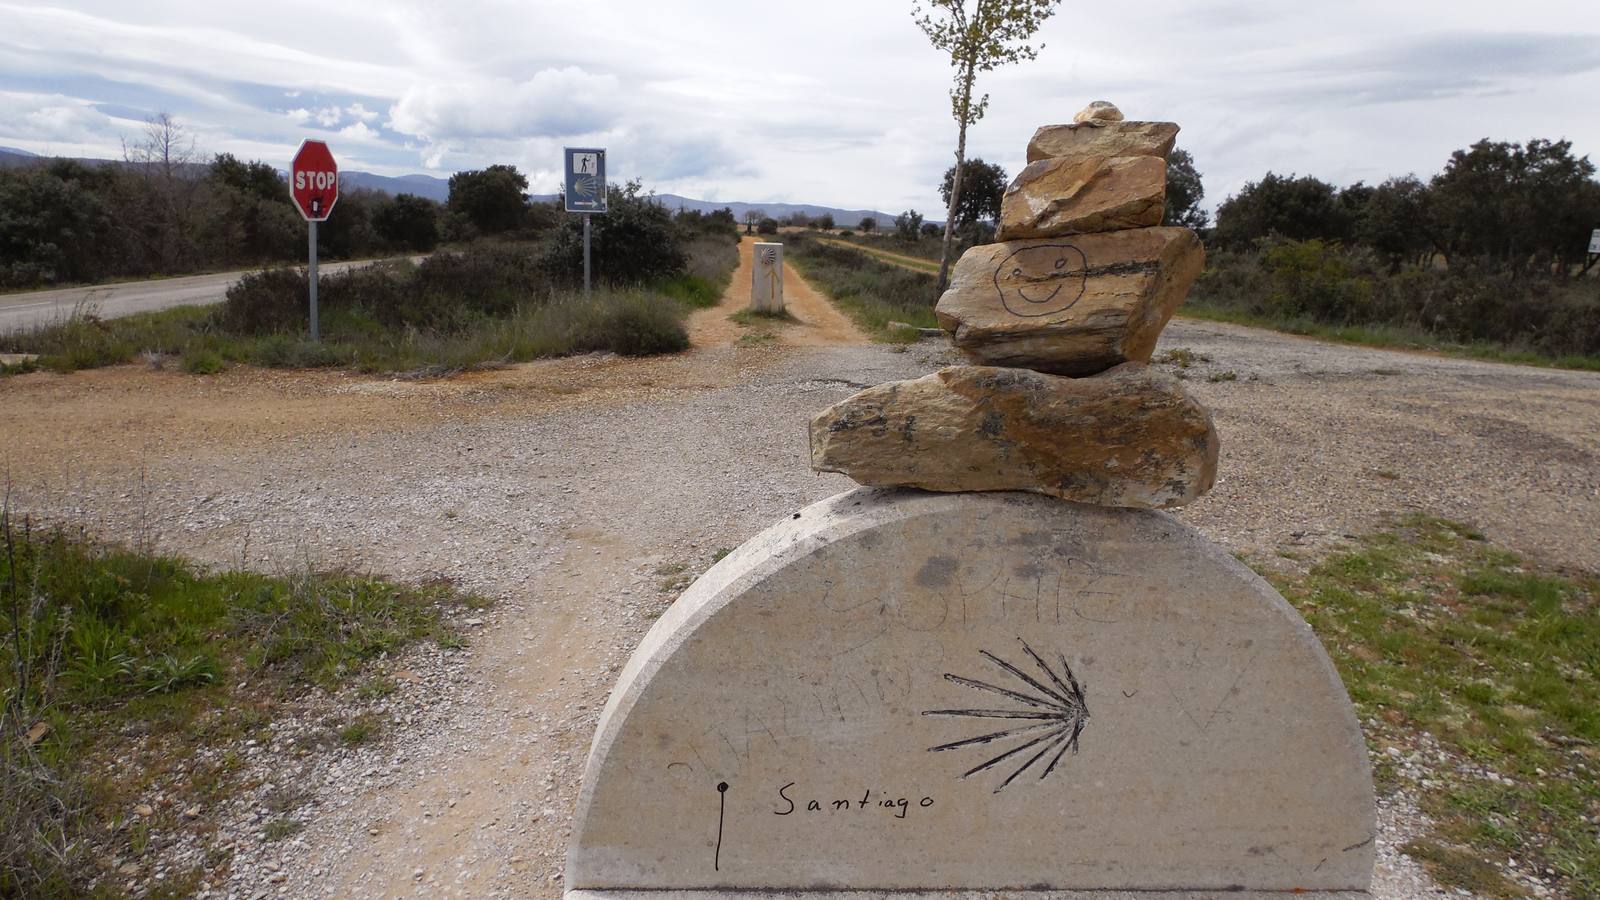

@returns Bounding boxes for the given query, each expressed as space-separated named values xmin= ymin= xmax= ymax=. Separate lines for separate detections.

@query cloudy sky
xmin=2 ymin=1 xmax=1596 ymax=215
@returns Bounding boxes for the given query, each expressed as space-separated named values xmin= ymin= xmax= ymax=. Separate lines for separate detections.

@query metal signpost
xmin=564 ymin=147 xmax=608 ymax=294
xmin=290 ymin=140 xmax=339 ymax=341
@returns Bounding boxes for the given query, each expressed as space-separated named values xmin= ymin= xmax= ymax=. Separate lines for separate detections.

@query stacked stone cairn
xmin=810 ymin=101 xmax=1216 ymax=510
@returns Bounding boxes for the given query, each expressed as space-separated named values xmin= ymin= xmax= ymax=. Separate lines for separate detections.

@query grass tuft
xmin=1257 ymin=514 xmax=1600 ymax=896
xmin=0 ymin=513 xmax=490 ymax=895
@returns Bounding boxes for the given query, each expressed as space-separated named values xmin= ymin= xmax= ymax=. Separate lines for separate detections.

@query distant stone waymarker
xmin=751 ymin=242 xmax=785 ymax=314
xmin=566 ymin=102 xmax=1375 ymax=899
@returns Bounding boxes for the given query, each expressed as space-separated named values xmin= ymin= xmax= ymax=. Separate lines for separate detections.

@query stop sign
xmin=290 ymin=139 xmax=338 ymax=221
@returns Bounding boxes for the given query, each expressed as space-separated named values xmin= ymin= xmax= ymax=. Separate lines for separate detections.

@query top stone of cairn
xmin=1028 ymin=113 xmax=1180 ymax=164
xmin=1074 ymin=100 xmax=1126 ymax=124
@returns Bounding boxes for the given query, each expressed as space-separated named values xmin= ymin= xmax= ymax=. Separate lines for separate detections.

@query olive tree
xmin=914 ymin=0 xmax=1062 ymax=293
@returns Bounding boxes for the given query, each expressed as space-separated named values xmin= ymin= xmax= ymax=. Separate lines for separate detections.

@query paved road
xmin=0 ymin=258 xmax=414 ymax=332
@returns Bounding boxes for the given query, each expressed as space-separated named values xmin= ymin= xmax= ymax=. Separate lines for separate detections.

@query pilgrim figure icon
xmin=574 ymin=152 xmax=598 ymax=176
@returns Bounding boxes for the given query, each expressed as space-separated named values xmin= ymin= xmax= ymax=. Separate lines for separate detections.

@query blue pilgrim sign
xmin=564 ymin=147 xmax=608 ymax=214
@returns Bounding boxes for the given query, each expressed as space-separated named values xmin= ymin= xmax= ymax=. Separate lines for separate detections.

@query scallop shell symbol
xmin=759 ymin=247 xmax=779 ymax=266
xmin=923 ymin=639 xmax=1090 ymax=793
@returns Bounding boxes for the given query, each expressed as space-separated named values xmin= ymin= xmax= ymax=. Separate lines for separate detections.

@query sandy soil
xmin=4 ymin=266 xmax=1597 ymax=897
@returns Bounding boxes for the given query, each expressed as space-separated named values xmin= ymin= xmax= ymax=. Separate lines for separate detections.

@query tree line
xmin=1213 ymin=138 xmax=1600 ymax=277
xmin=1195 ymin=137 xmax=1600 ymax=360
xmin=0 ymin=116 xmax=747 ymax=291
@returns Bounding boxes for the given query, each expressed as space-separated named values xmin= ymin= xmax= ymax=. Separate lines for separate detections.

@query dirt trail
xmin=814 ymin=236 xmax=941 ymax=273
xmin=689 ymin=236 xmax=868 ymax=347
xmin=0 ymin=247 xmax=867 ymax=480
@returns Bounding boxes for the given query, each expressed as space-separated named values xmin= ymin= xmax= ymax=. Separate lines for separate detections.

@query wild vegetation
xmin=782 ymin=233 xmax=940 ymax=339
xmin=0 ymin=117 xmax=442 ymax=289
xmin=0 ymin=504 xmax=491 ymax=896
xmin=0 ymin=115 xmax=744 ymax=299
xmin=1262 ymin=516 xmax=1600 ymax=897
xmin=1 ymin=182 xmax=741 ymax=377
xmin=1197 ymin=138 xmax=1600 ymax=363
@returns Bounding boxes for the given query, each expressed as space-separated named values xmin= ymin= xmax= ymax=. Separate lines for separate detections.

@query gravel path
xmin=4 ymin=297 xmax=1597 ymax=897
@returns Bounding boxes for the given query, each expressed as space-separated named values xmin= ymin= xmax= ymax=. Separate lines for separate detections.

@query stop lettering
xmin=290 ymin=139 xmax=339 ymax=221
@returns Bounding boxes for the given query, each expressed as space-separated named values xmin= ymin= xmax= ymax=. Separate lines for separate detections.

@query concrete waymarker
xmin=751 ymin=242 xmax=785 ymax=313
xmin=566 ymin=488 xmax=1375 ymax=899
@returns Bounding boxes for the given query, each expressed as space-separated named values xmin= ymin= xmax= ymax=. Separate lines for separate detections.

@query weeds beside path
xmin=0 ymin=510 xmax=489 ymax=896
xmin=1259 ymin=516 xmax=1600 ymax=897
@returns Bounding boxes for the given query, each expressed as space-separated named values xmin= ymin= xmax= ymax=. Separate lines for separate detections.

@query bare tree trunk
xmin=936 ymin=62 xmax=977 ymax=296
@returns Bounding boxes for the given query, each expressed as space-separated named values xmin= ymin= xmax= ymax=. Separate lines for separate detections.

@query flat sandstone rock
xmin=566 ymin=489 xmax=1375 ymax=897
xmin=935 ymin=227 xmax=1204 ymax=376
xmin=1026 ymin=121 xmax=1180 ymax=163
xmin=809 ymin=364 xmax=1217 ymax=508
xmin=998 ymin=155 xmax=1166 ymax=240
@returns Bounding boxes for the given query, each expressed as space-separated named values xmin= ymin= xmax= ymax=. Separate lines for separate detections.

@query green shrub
xmin=218 ymin=266 xmax=309 ymax=333
xmin=181 ymin=349 xmax=225 ymax=374
xmin=5 ymin=233 xmax=708 ymax=376
xmin=543 ymin=181 xmax=688 ymax=286
xmin=1260 ymin=239 xmax=1375 ymax=322
xmin=1192 ymin=239 xmax=1600 ymax=360
xmin=572 ymin=292 xmax=690 ymax=356
xmin=250 ymin=334 xmax=350 ymax=369
xmin=655 ymin=274 xmax=721 ymax=309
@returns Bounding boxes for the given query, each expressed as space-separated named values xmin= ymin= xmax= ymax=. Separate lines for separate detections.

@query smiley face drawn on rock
xmin=992 ymin=244 xmax=1089 ymax=318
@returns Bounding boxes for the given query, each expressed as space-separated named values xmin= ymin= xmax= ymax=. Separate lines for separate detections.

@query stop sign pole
xmin=290 ymin=140 xmax=339 ymax=342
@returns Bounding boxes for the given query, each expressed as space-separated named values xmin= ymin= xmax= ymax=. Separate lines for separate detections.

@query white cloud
xmin=338 ymin=121 xmax=381 ymax=141
xmin=0 ymin=91 xmax=112 ymax=141
xmin=386 ymin=67 xmax=621 ymax=143
xmin=0 ymin=0 xmax=1596 ymax=214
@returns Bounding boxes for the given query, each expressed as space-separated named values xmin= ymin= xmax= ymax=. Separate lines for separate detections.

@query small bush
xmin=337 ymin=716 xmax=379 ymax=747
xmin=218 ymin=266 xmax=309 ymax=333
xmin=655 ymin=274 xmax=722 ymax=309
xmin=181 ymin=349 xmax=225 ymax=374
xmin=572 ymin=292 xmax=690 ymax=356
xmin=262 ymin=819 xmax=304 ymax=841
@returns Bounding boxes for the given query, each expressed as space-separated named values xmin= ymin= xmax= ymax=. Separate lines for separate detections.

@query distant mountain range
xmin=0 ymin=148 xmax=902 ymax=227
